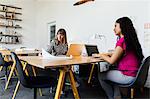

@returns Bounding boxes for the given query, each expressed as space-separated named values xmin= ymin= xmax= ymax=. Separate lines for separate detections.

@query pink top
xmin=116 ymin=37 xmax=139 ymax=77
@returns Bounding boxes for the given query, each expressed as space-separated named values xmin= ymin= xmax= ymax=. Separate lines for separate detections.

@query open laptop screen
xmin=85 ymin=45 xmax=99 ymax=56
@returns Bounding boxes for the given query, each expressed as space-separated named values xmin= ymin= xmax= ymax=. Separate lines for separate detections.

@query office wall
xmin=1 ymin=0 xmax=149 ymax=54
xmin=35 ymin=0 xmax=149 ymax=55
xmin=0 ymin=0 xmax=37 ymax=49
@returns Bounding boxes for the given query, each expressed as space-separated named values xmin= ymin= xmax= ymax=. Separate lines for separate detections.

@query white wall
xmin=35 ymin=0 xmax=149 ymax=55
xmin=1 ymin=0 xmax=149 ymax=54
xmin=0 ymin=0 xmax=37 ymax=49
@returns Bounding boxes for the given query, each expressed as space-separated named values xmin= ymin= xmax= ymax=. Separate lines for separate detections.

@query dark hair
xmin=116 ymin=17 xmax=144 ymax=63
xmin=56 ymin=28 xmax=67 ymax=44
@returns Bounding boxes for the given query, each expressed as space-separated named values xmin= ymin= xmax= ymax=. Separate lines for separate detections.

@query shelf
xmin=0 ymin=24 xmax=22 ymax=28
xmin=0 ymin=10 xmax=22 ymax=15
xmin=0 ymin=34 xmax=22 ymax=37
xmin=0 ymin=4 xmax=22 ymax=45
xmin=0 ymin=4 xmax=22 ymax=9
xmin=0 ymin=16 xmax=22 ymax=21
xmin=0 ymin=42 xmax=21 ymax=44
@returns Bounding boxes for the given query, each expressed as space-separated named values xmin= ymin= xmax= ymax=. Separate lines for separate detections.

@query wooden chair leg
xmin=0 ymin=66 xmax=3 ymax=71
xmin=12 ymin=81 xmax=20 ymax=99
xmin=5 ymin=62 xmax=16 ymax=90
xmin=88 ymin=63 xmax=95 ymax=84
xmin=131 ymin=88 xmax=134 ymax=99
xmin=32 ymin=66 xmax=36 ymax=76
xmin=13 ymin=67 xmax=18 ymax=76
xmin=38 ymin=89 xmax=42 ymax=97
xmin=21 ymin=61 xmax=29 ymax=76
xmin=12 ymin=67 xmax=17 ymax=77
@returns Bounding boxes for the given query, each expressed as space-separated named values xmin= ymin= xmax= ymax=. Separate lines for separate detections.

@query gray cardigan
xmin=47 ymin=40 xmax=68 ymax=56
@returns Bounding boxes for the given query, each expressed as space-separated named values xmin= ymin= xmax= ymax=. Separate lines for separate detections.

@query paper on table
xmin=42 ymin=48 xmax=55 ymax=58
xmin=42 ymin=48 xmax=72 ymax=60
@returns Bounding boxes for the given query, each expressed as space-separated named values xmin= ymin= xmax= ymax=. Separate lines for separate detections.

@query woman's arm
xmin=99 ymin=46 xmax=124 ymax=64
xmin=46 ymin=40 xmax=55 ymax=54
xmin=61 ymin=44 xmax=68 ymax=55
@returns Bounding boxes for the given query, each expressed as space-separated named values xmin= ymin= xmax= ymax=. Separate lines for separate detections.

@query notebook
xmin=85 ymin=44 xmax=99 ymax=56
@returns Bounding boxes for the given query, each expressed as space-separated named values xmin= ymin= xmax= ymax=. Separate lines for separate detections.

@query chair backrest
xmin=132 ymin=56 xmax=150 ymax=87
xmin=11 ymin=52 xmax=28 ymax=86
xmin=66 ymin=44 xmax=84 ymax=56
xmin=0 ymin=53 xmax=5 ymax=66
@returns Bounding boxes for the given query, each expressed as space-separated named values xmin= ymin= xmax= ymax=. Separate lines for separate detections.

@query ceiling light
xmin=73 ymin=0 xmax=94 ymax=6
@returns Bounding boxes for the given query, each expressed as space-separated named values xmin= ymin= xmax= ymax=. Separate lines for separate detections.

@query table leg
xmin=88 ymin=63 xmax=95 ymax=84
xmin=54 ymin=69 xmax=66 ymax=99
xmin=68 ymin=70 xmax=80 ymax=99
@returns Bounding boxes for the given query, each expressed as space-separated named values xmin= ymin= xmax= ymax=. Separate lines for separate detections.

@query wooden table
xmin=15 ymin=50 xmax=41 ymax=56
xmin=18 ymin=56 xmax=103 ymax=99
xmin=0 ymin=49 xmax=41 ymax=56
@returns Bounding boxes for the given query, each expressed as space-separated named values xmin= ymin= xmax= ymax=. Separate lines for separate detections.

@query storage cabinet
xmin=0 ymin=4 xmax=22 ymax=44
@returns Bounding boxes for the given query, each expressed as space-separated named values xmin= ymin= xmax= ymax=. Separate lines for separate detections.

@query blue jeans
xmin=98 ymin=69 xmax=135 ymax=99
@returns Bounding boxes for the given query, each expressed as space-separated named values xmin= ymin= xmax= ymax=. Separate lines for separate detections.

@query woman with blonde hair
xmin=47 ymin=28 xmax=68 ymax=56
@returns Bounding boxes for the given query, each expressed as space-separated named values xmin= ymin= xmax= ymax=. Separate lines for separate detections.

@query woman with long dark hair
xmin=94 ymin=17 xmax=144 ymax=99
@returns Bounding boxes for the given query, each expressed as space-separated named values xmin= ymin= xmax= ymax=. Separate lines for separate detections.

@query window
xmin=47 ymin=21 xmax=56 ymax=44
